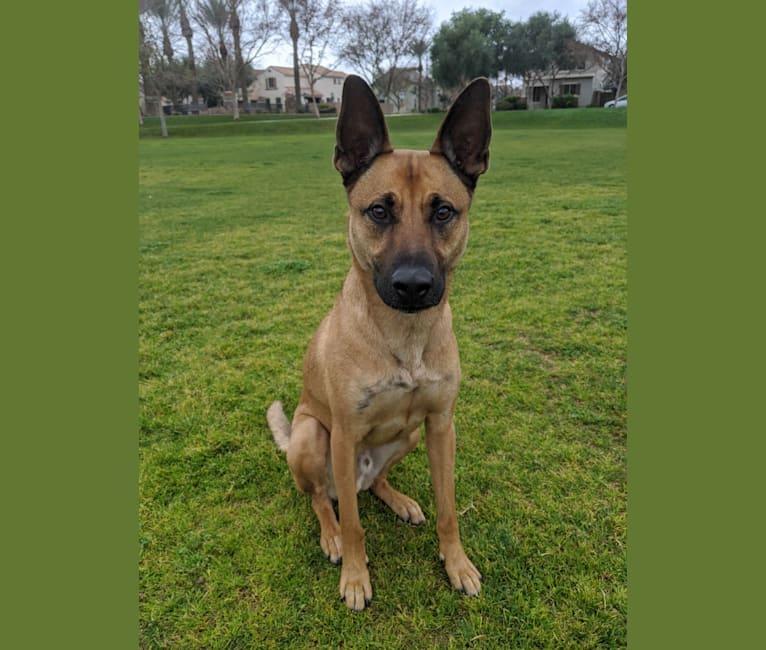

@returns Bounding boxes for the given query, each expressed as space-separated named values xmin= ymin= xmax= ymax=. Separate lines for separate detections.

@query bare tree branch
xmin=338 ymin=0 xmax=433 ymax=104
xmin=579 ymin=0 xmax=627 ymax=98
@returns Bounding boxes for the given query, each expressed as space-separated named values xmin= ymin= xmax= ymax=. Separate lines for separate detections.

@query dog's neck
xmin=343 ymin=259 xmax=451 ymax=371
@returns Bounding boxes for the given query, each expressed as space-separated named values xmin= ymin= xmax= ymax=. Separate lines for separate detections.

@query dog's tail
xmin=266 ymin=401 xmax=291 ymax=452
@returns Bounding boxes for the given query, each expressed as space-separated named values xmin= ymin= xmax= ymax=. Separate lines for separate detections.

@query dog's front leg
xmin=330 ymin=427 xmax=372 ymax=610
xmin=425 ymin=412 xmax=482 ymax=596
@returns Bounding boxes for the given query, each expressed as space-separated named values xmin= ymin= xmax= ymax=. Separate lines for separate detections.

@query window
xmin=334 ymin=77 xmax=342 ymax=85
xmin=266 ymin=77 xmax=277 ymax=90
xmin=532 ymin=86 xmax=544 ymax=102
xmin=561 ymin=83 xmax=581 ymax=96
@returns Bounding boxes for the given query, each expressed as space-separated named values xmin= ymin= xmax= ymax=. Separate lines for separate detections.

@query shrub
xmin=316 ymin=103 xmax=337 ymax=114
xmin=553 ymin=94 xmax=579 ymax=109
xmin=496 ymin=95 xmax=527 ymax=111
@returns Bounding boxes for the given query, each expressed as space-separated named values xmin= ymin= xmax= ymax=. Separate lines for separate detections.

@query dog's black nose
xmin=391 ymin=265 xmax=434 ymax=306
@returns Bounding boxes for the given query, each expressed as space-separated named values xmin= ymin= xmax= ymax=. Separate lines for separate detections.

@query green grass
xmin=139 ymin=106 xmax=626 ymax=138
xmin=139 ymin=109 xmax=626 ymax=648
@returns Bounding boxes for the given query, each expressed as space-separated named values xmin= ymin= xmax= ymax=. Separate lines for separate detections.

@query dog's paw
xmin=440 ymin=548 xmax=482 ymax=596
xmin=320 ymin=531 xmax=343 ymax=565
xmin=372 ymin=481 xmax=426 ymax=525
xmin=339 ymin=565 xmax=372 ymax=611
xmin=395 ymin=495 xmax=426 ymax=526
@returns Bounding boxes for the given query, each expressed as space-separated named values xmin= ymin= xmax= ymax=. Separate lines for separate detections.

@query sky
xmin=265 ymin=0 xmax=591 ymax=71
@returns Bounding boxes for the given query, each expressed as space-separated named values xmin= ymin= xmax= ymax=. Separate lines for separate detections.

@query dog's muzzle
xmin=374 ymin=255 xmax=445 ymax=313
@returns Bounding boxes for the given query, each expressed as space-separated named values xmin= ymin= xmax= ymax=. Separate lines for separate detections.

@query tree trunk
xmin=308 ymin=81 xmax=320 ymax=118
xmin=614 ymin=57 xmax=625 ymax=99
xmin=161 ymin=27 xmax=174 ymax=62
xmin=290 ymin=13 xmax=301 ymax=114
xmin=179 ymin=3 xmax=201 ymax=104
xmin=229 ymin=6 xmax=250 ymax=114
xmin=417 ymin=56 xmax=423 ymax=112
xmin=311 ymin=99 xmax=320 ymax=118
xmin=158 ymin=101 xmax=168 ymax=138
xmin=232 ymin=89 xmax=240 ymax=120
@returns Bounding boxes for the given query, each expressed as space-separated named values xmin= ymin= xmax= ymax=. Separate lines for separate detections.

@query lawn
xmin=139 ymin=108 xmax=626 ymax=648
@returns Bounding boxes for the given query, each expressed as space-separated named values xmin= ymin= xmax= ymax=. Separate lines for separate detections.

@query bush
xmin=553 ymin=94 xmax=579 ymax=109
xmin=496 ymin=95 xmax=527 ymax=111
xmin=317 ymin=102 xmax=337 ymax=114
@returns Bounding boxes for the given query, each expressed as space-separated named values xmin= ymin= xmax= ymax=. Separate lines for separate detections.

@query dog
xmin=267 ymin=74 xmax=491 ymax=611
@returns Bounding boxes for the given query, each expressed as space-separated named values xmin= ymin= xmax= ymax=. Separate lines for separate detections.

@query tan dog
xmin=267 ymin=75 xmax=491 ymax=611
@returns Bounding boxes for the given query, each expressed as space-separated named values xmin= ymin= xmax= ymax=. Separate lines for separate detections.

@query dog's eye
xmin=367 ymin=204 xmax=388 ymax=222
xmin=434 ymin=205 xmax=454 ymax=223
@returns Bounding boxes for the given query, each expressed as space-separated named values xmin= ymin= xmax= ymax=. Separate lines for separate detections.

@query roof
xmin=268 ymin=65 xmax=294 ymax=76
xmin=266 ymin=64 xmax=347 ymax=78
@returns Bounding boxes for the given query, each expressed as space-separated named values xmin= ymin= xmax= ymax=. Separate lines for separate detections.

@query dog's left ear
xmin=430 ymin=78 xmax=492 ymax=189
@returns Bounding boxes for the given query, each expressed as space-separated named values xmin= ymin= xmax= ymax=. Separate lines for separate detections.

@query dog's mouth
xmin=374 ymin=259 xmax=445 ymax=313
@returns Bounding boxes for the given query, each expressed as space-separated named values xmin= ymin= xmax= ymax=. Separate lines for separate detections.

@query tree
xmin=177 ymin=0 xmax=201 ymax=102
xmin=502 ymin=20 xmax=536 ymax=101
xmin=193 ymin=0 xmax=236 ymax=114
xmin=280 ymin=0 xmax=303 ymax=113
xmin=521 ymin=11 xmax=578 ymax=108
xmin=579 ymin=0 xmax=627 ymax=99
xmin=139 ymin=17 xmax=165 ymax=135
xmin=193 ymin=0 xmax=276 ymax=120
xmin=409 ymin=38 xmax=429 ymax=112
xmin=430 ymin=9 xmax=507 ymax=97
xmin=148 ymin=0 xmax=177 ymax=63
xmin=373 ymin=67 xmax=419 ymax=112
xmin=296 ymin=0 xmax=341 ymax=117
xmin=338 ymin=0 xmax=433 ymax=106
xmin=227 ymin=0 xmax=250 ymax=112
xmin=139 ymin=16 xmax=172 ymax=136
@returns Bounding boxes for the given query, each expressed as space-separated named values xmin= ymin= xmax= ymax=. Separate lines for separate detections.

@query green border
xmin=629 ymin=3 xmax=764 ymax=648
xmin=4 ymin=4 xmax=137 ymax=648
xmin=5 ymin=1 xmax=763 ymax=647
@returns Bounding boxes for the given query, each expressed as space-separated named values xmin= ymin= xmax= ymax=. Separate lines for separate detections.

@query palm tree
xmin=194 ymin=0 xmax=240 ymax=119
xmin=227 ymin=0 xmax=251 ymax=113
xmin=280 ymin=0 xmax=303 ymax=114
xmin=147 ymin=0 xmax=176 ymax=62
xmin=139 ymin=17 xmax=168 ymax=136
xmin=410 ymin=38 xmax=429 ymax=112
xmin=177 ymin=1 xmax=200 ymax=103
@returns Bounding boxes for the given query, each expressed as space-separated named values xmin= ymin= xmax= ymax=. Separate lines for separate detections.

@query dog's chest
xmin=356 ymin=363 xmax=453 ymax=446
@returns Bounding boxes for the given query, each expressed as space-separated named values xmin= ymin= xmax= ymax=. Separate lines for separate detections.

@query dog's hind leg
xmin=370 ymin=427 xmax=426 ymax=525
xmin=286 ymin=414 xmax=343 ymax=564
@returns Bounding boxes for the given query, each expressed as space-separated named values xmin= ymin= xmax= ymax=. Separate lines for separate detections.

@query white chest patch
xmin=326 ymin=439 xmax=405 ymax=500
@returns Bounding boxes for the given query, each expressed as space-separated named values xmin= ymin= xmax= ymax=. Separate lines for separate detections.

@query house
xmin=246 ymin=65 xmax=347 ymax=112
xmin=524 ymin=44 xmax=616 ymax=109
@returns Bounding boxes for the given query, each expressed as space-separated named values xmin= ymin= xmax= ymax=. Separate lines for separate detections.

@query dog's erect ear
xmin=334 ymin=75 xmax=393 ymax=186
xmin=430 ymin=78 xmax=492 ymax=189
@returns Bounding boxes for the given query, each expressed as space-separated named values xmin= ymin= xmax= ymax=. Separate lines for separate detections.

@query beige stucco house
xmin=525 ymin=45 xmax=615 ymax=109
xmin=246 ymin=65 xmax=347 ymax=112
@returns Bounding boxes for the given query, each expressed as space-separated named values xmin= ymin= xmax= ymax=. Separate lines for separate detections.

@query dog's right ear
xmin=334 ymin=75 xmax=393 ymax=186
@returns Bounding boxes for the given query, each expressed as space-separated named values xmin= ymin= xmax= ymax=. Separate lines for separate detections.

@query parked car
xmin=604 ymin=95 xmax=627 ymax=108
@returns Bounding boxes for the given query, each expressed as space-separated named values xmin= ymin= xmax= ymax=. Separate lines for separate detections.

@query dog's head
xmin=334 ymin=75 xmax=492 ymax=313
